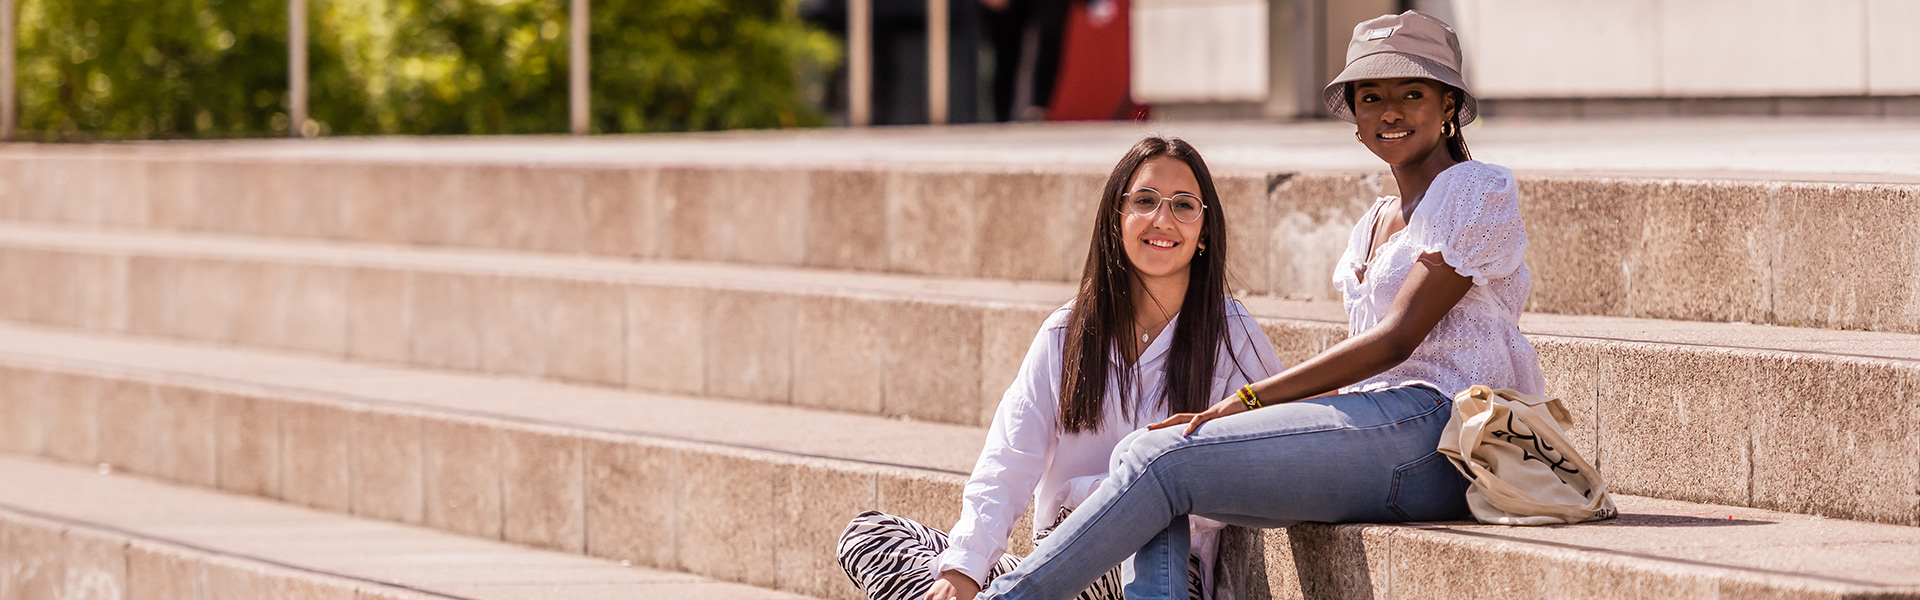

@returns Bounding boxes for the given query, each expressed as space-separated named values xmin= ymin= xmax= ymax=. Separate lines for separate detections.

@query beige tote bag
xmin=1436 ymin=386 xmax=1617 ymax=525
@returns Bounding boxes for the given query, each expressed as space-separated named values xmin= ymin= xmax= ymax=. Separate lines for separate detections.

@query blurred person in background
xmin=981 ymin=0 xmax=1069 ymax=121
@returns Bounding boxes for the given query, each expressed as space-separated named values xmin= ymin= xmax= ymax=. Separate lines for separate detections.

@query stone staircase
xmin=1 ymin=124 xmax=1917 ymax=599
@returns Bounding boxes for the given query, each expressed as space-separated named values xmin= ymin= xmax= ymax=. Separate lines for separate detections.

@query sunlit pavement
xmin=34 ymin=116 xmax=1920 ymax=182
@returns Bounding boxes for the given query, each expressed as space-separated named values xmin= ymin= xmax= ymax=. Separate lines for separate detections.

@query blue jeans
xmin=977 ymin=384 xmax=1470 ymax=600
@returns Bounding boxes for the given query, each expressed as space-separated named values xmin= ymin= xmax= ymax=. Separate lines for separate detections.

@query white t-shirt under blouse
xmin=935 ymin=296 xmax=1284 ymax=592
xmin=1335 ymin=160 xmax=1545 ymax=397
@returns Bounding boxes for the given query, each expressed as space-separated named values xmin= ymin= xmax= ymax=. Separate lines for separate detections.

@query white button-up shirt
xmin=935 ymin=296 xmax=1284 ymax=592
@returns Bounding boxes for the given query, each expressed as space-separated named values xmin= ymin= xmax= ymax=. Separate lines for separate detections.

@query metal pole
xmin=1301 ymin=0 xmax=1325 ymax=117
xmin=289 ymin=0 xmax=307 ymax=137
xmin=2 ymin=0 xmax=15 ymax=141
xmin=927 ymin=0 xmax=948 ymax=125
xmin=569 ymin=0 xmax=588 ymax=134
xmin=849 ymin=0 xmax=872 ymax=126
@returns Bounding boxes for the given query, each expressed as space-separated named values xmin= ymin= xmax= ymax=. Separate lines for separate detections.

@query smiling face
xmin=1352 ymin=77 xmax=1457 ymax=168
xmin=1119 ymin=156 xmax=1206 ymax=283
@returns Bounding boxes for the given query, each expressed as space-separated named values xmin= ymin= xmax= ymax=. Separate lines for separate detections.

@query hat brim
xmin=1323 ymin=52 xmax=1477 ymax=126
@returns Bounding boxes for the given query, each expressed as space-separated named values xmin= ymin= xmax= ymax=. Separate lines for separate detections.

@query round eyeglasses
xmin=1121 ymin=190 xmax=1206 ymax=223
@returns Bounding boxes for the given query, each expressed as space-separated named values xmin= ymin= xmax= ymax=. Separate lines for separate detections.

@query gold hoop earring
xmin=1442 ymin=121 xmax=1457 ymax=138
xmin=1355 ymin=131 xmax=1363 ymax=142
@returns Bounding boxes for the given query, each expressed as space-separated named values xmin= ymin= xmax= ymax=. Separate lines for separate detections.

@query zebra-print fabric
xmin=836 ymin=510 xmax=1201 ymax=600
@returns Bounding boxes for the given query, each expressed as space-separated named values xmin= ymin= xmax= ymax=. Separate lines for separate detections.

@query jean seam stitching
xmin=1161 ymin=534 xmax=1176 ymax=599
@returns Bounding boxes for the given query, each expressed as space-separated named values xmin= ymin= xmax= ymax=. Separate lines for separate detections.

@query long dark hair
xmin=1057 ymin=137 xmax=1243 ymax=434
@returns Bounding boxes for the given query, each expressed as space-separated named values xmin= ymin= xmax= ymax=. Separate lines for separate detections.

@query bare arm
xmin=1152 ymin=252 xmax=1473 ymax=434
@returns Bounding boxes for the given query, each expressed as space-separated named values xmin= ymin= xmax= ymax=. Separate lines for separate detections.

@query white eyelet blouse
xmin=1334 ymin=160 xmax=1546 ymax=397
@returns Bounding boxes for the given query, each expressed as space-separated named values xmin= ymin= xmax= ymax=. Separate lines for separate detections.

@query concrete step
xmin=0 ymin=223 xmax=1916 ymax=526
xmin=4 ymin=136 xmax=1919 ymax=333
xmin=0 ymin=453 xmax=813 ymax=600
xmin=0 ymin=324 xmax=995 ymax=600
xmin=1 ymin=325 xmax=1917 ymax=599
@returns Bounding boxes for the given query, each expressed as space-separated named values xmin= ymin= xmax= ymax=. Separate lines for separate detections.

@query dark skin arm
xmin=1151 ymin=252 xmax=1474 ymax=435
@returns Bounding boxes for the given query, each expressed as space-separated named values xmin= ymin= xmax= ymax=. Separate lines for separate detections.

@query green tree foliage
xmin=15 ymin=0 xmax=840 ymax=138
xmin=17 ymin=0 xmax=291 ymax=138
xmin=588 ymin=0 xmax=841 ymax=132
xmin=309 ymin=0 xmax=573 ymax=135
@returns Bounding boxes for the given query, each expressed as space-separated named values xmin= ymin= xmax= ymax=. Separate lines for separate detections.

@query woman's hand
xmin=925 ymin=570 xmax=982 ymax=600
xmin=1149 ymin=396 xmax=1249 ymax=436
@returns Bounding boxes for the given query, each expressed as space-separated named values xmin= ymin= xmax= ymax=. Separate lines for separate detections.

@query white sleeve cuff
xmin=931 ymin=547 xmax=994 ymax=588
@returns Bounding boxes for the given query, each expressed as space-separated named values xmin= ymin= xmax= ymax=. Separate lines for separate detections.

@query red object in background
xmin=1047 ymin=0 xmax=1146 ymax=121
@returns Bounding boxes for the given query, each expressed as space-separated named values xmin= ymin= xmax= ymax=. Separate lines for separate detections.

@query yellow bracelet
xmin=1237 ymin=384 xmax=1262 ymax=410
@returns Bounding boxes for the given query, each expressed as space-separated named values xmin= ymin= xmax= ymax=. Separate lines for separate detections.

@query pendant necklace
xmin=1139 ymin=314 xmax=1164 ymax=345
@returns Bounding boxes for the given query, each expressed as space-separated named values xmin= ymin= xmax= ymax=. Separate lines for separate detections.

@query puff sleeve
xmin=1408 ymin=162 xmax=1527 ymax=286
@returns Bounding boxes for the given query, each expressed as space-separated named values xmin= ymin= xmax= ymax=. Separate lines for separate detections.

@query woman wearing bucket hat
xmin=970 ymin=11 xmax=1543 ymax=600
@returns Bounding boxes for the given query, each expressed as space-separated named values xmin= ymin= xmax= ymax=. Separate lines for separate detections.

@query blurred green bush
xmin=16 ymin=0 xmax=841 ymax=138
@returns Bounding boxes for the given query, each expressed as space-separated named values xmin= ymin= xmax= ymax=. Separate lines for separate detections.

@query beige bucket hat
xmin=1323 ymin=10 xmax=1476 ymax=126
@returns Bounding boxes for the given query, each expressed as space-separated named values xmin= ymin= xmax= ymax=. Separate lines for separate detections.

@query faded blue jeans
xmin=978 ymin=384 xmax=1470 ymax=600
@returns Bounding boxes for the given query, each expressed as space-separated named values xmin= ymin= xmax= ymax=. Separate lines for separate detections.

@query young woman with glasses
xmin=835 ymin=136 xmax=1283 ymax=600
xmin=967 ymin=11 xmax=1545 ymax=600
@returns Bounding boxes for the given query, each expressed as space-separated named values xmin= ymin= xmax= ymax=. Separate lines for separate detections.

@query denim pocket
xmin=1386 ymin=450 xmax=1470 ymax=521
